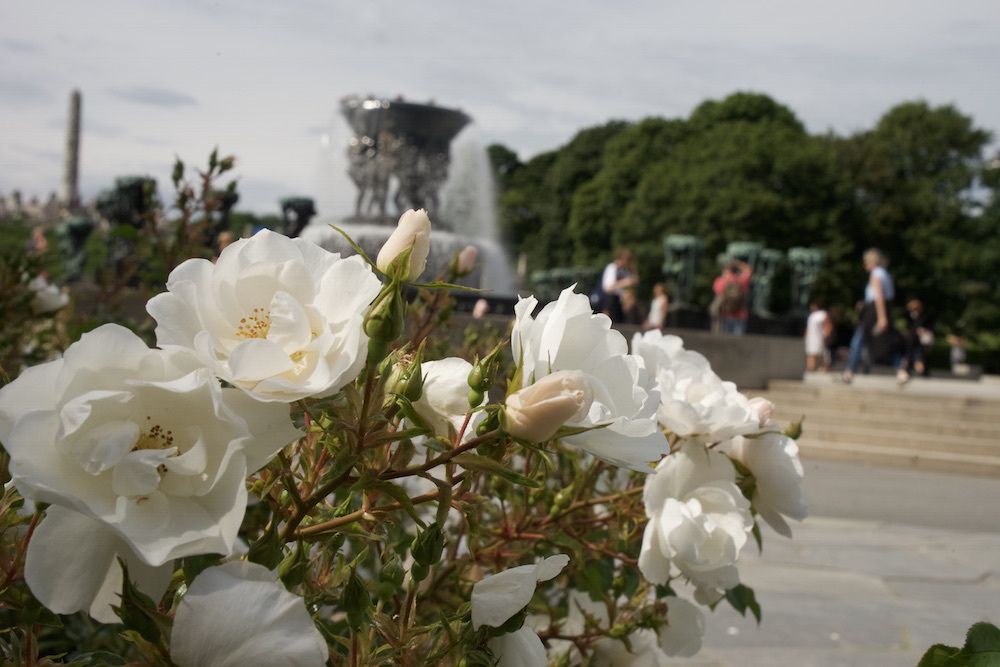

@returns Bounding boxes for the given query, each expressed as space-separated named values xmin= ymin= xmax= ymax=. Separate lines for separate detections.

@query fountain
xmin=301 ymin=95 xmax=514 ymax=296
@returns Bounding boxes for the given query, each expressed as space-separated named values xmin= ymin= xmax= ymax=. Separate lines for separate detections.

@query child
xmin=805 ymin=301 xmax=832 ymax=372
xmin=643 ymin=282 xmax=669 ymax=331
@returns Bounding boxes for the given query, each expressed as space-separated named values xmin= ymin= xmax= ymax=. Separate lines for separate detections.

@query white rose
xmin=412 ymin=357 xmax=485 ymax=439
xmin=0 ymin=324 xmax=301 ymax=566
xmin=24 ymin=505 xmax=173 ymax=622
xmin=170 ymin=561 xmax=328 ymax=667
xmin=376 ymin=208 xmax=432 ymax=281
xmin=504 ymin=370 xmax=593 ymax=442
xmin=473 ymin=554 xmax=569 ymax=667
xmin=639 ymin=442 xmax=753 ymax=596
xmin=487 ymin=627 xmax=548 ymax=667
xmin=721 ymin=432 xmax=807 ymax=537
xmin=147 ymin=229 xmax=382 ymax=403
xmin=512 ymin=288 xmax=667 ymax=472
xmin=471 ymin=554 xmax=569 ymax=630
xmin=28 ymin=275 xmax=69 ymax=314
xmin=632 ymin=330 xmax=759 ymax=442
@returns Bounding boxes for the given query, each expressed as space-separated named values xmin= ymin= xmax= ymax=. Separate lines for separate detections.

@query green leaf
xmin=452 ymin=453 xmax=541 ymax=488
xmin=181 ymin=553 xmax=224 ymax=584
xmin=64 ymin=651 xmax=129 ymax=666
xmin=917 ymin=644 xmax=961 ymax=667
xmin=278 ymin=540 xmax=310 ymax=588
xmin=917 ymin=622 xmax=1000 ymax=667
xmin=341 ymin=569 xmax=372 ymax=631
xmin=553 ymin=422 xmax=611 ymax=438
xmin=327 ymin=223 xmax=376 ymax=268
xmin=113 ymin=558 xmax=170 ymax=645
xmin=725 ymin=583 xmax=762 ymax=624
xmin=578 ymin=558 xmax=613 ymax=601
xmin=410 ymin=280 xmax=488 ymax=292
xmin=365 ymin=478 xmax=427 ymax=528
xmin=247 ymin=524 xmax=285 ymax=569
xmin=751 ymin=521 xmax=763 ymax=553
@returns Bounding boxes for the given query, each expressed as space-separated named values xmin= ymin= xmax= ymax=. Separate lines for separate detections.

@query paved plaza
xmin=670 ymin=446 xmax=1000 ymax=665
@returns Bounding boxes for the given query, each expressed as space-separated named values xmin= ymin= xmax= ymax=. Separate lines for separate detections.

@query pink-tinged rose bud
xmin=472 ymin=298 xmax=489 ymax=319
xmin=504 ymin=371 xmax=593 ymax=442
xmin=457 ymin=245 xmax=478 ymax=274
xmin=749 ymin=397 xmax=775 ymax=428
xmin=376 ymin=209 xmax=432 ymax=281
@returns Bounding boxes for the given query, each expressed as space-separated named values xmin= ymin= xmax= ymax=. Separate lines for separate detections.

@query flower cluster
xmin=633 ymin=330 xmax=807 ymax=605
xmin=0 ymin=213 xmax=806 ymax=666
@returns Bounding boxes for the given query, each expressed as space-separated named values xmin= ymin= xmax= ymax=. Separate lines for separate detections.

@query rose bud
xmin=455 ymin=244 xmax=478 ymax=275
xmin=748 ymin=397 xmax=775 ymax=428
xmin=376 ymin=209 xmax=432 ymax=281
xmin=504 ymin=370 xmax=593 ymax=442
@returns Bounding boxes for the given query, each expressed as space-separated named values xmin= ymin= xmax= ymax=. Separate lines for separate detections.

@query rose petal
xmin=170 ymin=561 xmax=328 ymax=667
xmin=25 ymin=506 xmax=172 ymax=623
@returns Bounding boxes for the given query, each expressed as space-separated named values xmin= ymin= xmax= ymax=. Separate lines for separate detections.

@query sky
xmin=2 ymin=0 xmax=1000 ymax=214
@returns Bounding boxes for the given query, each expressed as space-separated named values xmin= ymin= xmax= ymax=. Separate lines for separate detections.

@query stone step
xmin=755 ymin=390 xmax=1000 ymax=424
xmin=795 ymin=437 xmax=1000 ymax=478
xmin=767 ymin=405 xmax=1000 ymax=440
xmin=801 ymin=424 xmax=1000 ymax=457
xmin=767 ymin=379 xmax=1000 ymax=409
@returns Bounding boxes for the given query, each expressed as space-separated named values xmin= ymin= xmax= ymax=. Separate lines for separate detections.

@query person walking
xmin=841 ymin=248 xmax=902 ymax=383
xmin=712 ymin=259 xmax=753 ymax=335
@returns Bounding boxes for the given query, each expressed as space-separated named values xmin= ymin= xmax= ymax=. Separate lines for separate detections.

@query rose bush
xmin=0 ymin=219 xmax=807 ymax=666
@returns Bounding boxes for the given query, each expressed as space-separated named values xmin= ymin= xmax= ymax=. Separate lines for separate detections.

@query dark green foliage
xmin=917 ymin=622 xmax=1000 ymax=667
xmin=491 ymin=92 xmax=1000 ymax=361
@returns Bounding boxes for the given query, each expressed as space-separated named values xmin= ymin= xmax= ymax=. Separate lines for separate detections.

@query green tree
xmin=846 ymin=101 xmax=992 ymax=327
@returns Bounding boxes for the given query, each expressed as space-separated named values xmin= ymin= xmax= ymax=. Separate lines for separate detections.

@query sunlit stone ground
xmin=667 ymin=460 xmax=1000 ymax=666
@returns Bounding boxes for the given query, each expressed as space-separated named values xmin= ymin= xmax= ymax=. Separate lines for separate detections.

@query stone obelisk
xmin=61 ymin=89 xmax=81 ymax=208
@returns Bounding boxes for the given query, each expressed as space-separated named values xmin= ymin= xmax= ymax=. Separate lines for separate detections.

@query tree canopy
xmin=490 ymin=92 xmax=999 ymax=346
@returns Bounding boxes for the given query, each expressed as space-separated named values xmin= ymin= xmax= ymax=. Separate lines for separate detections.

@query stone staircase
xmin=748 ymin=376 xmax=1000 ymax=477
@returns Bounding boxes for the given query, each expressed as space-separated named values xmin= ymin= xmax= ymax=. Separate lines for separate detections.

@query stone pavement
xmin=666 ymin=460 xmax=1000 ymax=666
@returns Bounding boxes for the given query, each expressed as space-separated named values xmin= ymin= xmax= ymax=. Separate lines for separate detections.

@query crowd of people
xmin=593 ymin=245 xmax=957 ymax=381
xmin=810 ymin=248 xmax=955 ymax=383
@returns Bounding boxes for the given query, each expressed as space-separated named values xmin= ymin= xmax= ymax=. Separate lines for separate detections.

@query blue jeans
xmin=846 ymin=325 xmax=866 ymax=373
xmin=721 ymin=317 xmax=747 ymax=336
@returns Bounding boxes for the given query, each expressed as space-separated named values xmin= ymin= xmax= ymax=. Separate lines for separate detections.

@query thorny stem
xmin=0 ymin=511 xmax=40 ymax=592
xmin=294 ymin=474 xmax=466 ymax=539
xmin=379 ymin=430 xmax=499 ymax=481
xmin=276 ymin=451 xmax=307 ymax=514
xmin=281 ymin=371 xmax=381 ymax=540
xmin=540 ymin=486 xmax=643 ymax=527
